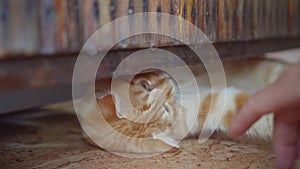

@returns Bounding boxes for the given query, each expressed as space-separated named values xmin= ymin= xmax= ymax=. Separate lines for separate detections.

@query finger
xmin=274 ymin=113 xmax=298 ymax=169
xmin=228 ymin=71 xmax=297 ymax=137
xmin=229 ymin=62 xmax=300 ymax=137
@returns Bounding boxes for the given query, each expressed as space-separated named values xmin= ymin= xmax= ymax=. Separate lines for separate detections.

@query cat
xmin=81 ymin=58 xmax=288 ymax=154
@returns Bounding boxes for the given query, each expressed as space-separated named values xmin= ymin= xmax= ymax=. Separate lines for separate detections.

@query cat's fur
xmin=82 ymin=58 xmax=288 ymax=154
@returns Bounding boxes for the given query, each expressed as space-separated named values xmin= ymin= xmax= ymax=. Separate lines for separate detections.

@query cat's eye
xmin=140 ymin=80 xmax=153 ymax=91
xmin=164 ymin=103 xmax=171 ymax=114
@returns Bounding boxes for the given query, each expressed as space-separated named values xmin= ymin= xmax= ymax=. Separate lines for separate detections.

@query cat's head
xmin=88 ymin=71 xmax=180 ymax=153
xmin=110 ymin=71 xmax=178 ymax=123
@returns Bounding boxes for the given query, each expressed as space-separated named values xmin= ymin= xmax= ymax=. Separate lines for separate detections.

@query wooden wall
xmin=0 ymin=0 xmax=300 ymax=59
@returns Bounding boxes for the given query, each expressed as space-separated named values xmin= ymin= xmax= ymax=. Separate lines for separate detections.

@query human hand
xmin=228 ymin=62 xmax=300 ymax=169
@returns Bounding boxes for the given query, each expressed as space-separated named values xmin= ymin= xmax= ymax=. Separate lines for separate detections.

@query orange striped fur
xmin=83 ymin=59 xmax=288 ymax=153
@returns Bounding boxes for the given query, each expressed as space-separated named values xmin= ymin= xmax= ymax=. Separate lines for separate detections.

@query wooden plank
xmin=234 ymin=0 xmax=244 ymax=40
xmin=171 ymin=0 xmax=181 ymax=45
xmin=196 ymin=0 xmax=205 ymax=32
xmin=205 ymin=0 xmax=218 ymax=41
xmin=131 ymin=0 xmax=147 ymax=48
xmin=288 ymin=0 xmax=300 ymax=36
xmin=251 ymin=0 xmax=259 ymax=39
xmin=217 ymin=0 xmax=225 ymax=40
xmin=147 ymin=0 xmax=158 ymax=47
xmin=278 ymin=0 xmax=288 ymax=37
xmin=188 ymin=0 xmax=198 ymax=45
xmin=0 ymin=0 xmax=300 ymax=58
xmin=0 ymin=0 xmax=40 ymax=58
xmin=114 ymin=0 xmax=130 ymax=49
xmin=244 ymin=0 xmax=252 ymax=40
xmin=1 ymin=37 xmax=300 ymax=92
xmin=66 ymin=0 xmax=82 ymax=52
xmin=226 ymin=0 xmax=235 ymax=40
xmin=98 ymin=0 xmax=112 ymax=28
xmin=80 ymin=0 xmax=100 ymax=42
xmin=217 ymin=0 xmax=239 ymax=41
xmin=183 ymin=0 xmax=195 ymax=44
xmin=40 ymin=0 xmax=68 ymax=54
xmin=0 ymin=0 xmax=7 ymax=58
xmin=160 ymin=0 xmax=171 ymax=46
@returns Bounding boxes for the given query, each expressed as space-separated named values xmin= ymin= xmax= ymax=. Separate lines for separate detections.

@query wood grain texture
xmin=288 ymin=0 xmax=300 ymax=36
xmin=80 ymin=0 xmax=99 ymax=42
xmin=0 ymin=0 xmax=6 ymax=58
xmin=114 ymin=0 xmax=130 ymax=49
xmin=0 ymin=0 xmax=300 ymax=58
xmin=40 ymin=0 xmax=68 ymax=54
xmin=1 ymin=38 xmax=300 ymax=92
xmin=1 ymin=0 xmax=39 ymax=57
xmin=98 ymin=0 xmax=112 ymax=28
xmin=66 ymin=0 xmax=82 ymax=51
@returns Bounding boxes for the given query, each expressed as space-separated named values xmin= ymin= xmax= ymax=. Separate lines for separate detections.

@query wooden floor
xmin=0 ymin=101 xmax=277 ymax=169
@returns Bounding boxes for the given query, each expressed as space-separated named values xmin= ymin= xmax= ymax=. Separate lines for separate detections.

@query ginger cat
xmin=81 ymin=58 xmax=288 ymax=154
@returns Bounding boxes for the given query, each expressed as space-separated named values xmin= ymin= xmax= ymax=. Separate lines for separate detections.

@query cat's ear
xmin=95 ymin=91 xmax=111 ymax=100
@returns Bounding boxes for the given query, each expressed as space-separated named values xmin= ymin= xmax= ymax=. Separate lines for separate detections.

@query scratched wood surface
xmin=0 ymin=0 xmax=299 ymax=58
